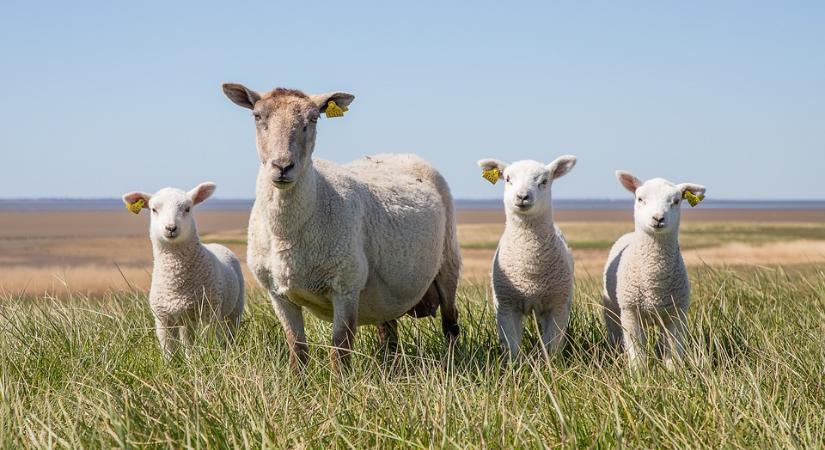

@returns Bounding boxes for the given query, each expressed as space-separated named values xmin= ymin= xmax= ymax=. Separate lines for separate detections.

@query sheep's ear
xmin=222 ymin=83 xmax=261 ymax=109
xmin=188 ymin=182 xmax=216 ymax=205
xmin=616 ymin=170 xmax=642 ymax=194
xmin=477 ymin=159 xmax=508 ymax=172
xmin=677 ymin=183 xmax=706 ymax=198
xmin=310 ymin=92 xmax=355 ymax=115
xmin=546 ymin=155 xmax=577 ymax=180
xmin=122 ymin=192 xmax=151 ymax=213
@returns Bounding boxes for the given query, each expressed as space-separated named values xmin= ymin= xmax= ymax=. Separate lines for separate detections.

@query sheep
xmin=122 ymin=182 xmax=245 ymax=359
xmin=602 ymin=171 xmax=706 ymax=370
xmin=477 ymin=156 xmax=577 ymax=360
xmin=222 ymin=83 xmax=461 ymax=370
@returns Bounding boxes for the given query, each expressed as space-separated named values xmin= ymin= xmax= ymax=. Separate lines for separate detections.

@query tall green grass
xmin=1 ymin=266 xmax=823 ymax=448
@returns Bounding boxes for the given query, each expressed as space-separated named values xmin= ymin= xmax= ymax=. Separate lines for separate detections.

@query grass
xmin=1 ymin=266 xmax=823 ymax=448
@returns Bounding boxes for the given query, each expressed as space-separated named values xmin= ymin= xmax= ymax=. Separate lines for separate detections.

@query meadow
xmin=1 ymin=209 xmax=824 ymax=448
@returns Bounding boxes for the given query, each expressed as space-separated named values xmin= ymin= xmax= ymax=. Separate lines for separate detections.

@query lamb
xmin=477 ymin=156 xmax=577 ymax=359
xmin=122 ymin=182 xmax=245 ymax=359
xmin=222 ymin=83 xmax=461 ymax=370
xmin=602 ymin=171 xmax=706 ymax=370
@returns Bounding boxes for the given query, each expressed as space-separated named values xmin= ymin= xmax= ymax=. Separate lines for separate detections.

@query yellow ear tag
xmin=683 ymin=191 xmax=705 ymax=207
xmin=126 ymin=199 xmax=145 ymax=214
xmin=325 ymin=100 xmax=347 ymax=118
xmin=482 ymin=168 xmax=501 ymax=184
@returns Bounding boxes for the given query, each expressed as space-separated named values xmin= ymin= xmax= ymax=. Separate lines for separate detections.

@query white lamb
xmin=477 ymin=155 xmax=577 ymax=359
xmin=122 ymin=182 xmax=245 ymax=359
xmin=222 ymin=83 xmax=461 ymax=370
xmin=602 ymin=171 xmax=706 ymax=370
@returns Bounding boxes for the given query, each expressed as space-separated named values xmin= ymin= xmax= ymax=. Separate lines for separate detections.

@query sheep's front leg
xmin=496 ymin=306 xmax=524 ymax=361
xmin=270 ymin=294 xmax=308 ymax=370
xmin=537 ymin=302 xmax=571 ymax=359
xmin=331 ymin=294 xmax=359 ymax=372
xmin=154 ymin=316 xmax=177 ymax=360
xmin=658 ymin=308 xmax=688 ymax=371
xmin=620 ymin=309 xmax=647 ymax=370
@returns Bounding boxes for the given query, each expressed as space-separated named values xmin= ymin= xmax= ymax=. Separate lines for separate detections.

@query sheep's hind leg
xmin=377 ymin=319 xmax=398 ymax=355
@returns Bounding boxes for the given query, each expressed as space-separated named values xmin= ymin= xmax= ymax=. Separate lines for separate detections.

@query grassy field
xmin=1 ymin=266 xmax=823 ymax=448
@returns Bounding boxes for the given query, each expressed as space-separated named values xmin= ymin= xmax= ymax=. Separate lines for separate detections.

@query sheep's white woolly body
xmin=602 ymin=172 xmax=706 ymax=370
xmin=123 ymin=184 xmax=244 ymax=359
xmin=478 ymin=156 xmax=577 ymax=359
xmin=248 ymin=155 xmax=451 ymax=323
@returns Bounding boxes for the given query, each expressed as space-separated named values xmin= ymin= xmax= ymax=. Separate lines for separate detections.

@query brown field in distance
xmin=2 ymin=208 xmax=825 ymax=295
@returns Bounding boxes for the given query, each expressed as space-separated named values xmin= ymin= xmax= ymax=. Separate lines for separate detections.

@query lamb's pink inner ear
xmin=123 ymin=192 xmax=150 ymax=208
xmin=190 ymin=183 xmax=216 ymax=205
xmin=618 ymin=173 xmax=641 ymax=194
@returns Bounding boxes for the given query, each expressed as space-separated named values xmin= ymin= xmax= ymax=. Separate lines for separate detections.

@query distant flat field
xmin=2 ymin=208 xmax=825 ymax=294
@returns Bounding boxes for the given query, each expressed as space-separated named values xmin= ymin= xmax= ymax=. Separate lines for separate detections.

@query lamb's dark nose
xmin=165 ymin=224 xmax=178 ymax=233
xmin=652 ymin=215 xmax=665 ymax=227
xmin=515 ymin=193 xmax=532 ymax=203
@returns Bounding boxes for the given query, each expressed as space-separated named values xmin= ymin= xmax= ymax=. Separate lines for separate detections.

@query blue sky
xmin=1 ymin=1 xmax=823 ymax=200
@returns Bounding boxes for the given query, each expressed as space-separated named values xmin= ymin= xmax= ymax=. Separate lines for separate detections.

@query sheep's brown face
xmin=222 ymin=83 xmax=355 ymax=191
xmin=251 ymin=93 xmax=319 ymax=189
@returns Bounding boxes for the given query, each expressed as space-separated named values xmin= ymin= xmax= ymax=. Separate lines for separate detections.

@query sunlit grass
xmin=1 ymin=266 xmax=823 ymax=448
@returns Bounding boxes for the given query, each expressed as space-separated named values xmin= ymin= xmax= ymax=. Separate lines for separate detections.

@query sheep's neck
xmin=265 ymin=165 xmax=318 ymax=236
xmin=505 ymin=209 xmax=557 ymax=241
xmin=152 ymin=236 xmax=208 ymax=282
xmin=633 ymin=228 xmax=681 ymax=254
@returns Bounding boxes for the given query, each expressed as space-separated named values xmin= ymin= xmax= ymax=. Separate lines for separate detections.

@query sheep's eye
xmin=539 ymin=179 xmax=548 ymax=188
xmin=253 ymin=112 xmax=262 ymax=121
xmin=672 ymin=199 xmax=680 ymax=205
xmin=184 ymin=207 xmax=191 ymax=213
xmin=636 ymin=198 xmax=643 ymax=203
xmin=151 ymin=208 xmax=157 ymax=213
xmin=309 ymin=116 xmax=318 ymax=123
xmin=505 ymin=175 xmax=511 ymax=183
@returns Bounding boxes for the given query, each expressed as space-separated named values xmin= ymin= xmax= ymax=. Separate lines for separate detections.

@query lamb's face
xmin=122 ymin=182 xmax=216 ymax=246
xmin=147 ymin=188 xmax=199 ymax=244
xmin=617 ymin=171 xmax=707 ymax=236
xmin=222 ymin=84 xmax=354 ymax=190
xmin=477 ymin=155 xmax=577 ymax=217
xmin=502 ymin=161 xmax=554 ymax=216
xmin=633 ymin=179 xmax=684 ymax=235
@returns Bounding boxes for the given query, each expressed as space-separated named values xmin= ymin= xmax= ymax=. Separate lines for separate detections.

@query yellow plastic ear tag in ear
xmin=325 ymin=100 xmax=347 ymax=118
xmin=482 ymin=168 xmax=501 ymax=184
xmin=683 ymin=191 xmax=705 ymax=207
xmin=126 ymin=199 xmax=145 ymax=214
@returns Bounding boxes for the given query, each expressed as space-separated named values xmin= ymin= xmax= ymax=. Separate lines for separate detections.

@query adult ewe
xmin=602 ymin=171 xmax=706 ymax=370
xmin=122 ymin=182 xmax=245 ymax=359
xmin=222 ymin=83 xmax=461 ymax=370
xmin=477 ymin=156 xmax=577 ymax=360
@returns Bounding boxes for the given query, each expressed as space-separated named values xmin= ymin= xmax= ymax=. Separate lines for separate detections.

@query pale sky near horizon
xmin=1 ymin=1 xmax=823 ymax=200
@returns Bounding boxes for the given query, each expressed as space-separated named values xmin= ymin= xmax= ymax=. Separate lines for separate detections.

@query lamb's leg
xmin=331 ymin=295 xmax=358 ymax=372
xmin=496 ymin=306 xmax=523 ymax=361
xmin=657 ymin=308 xmax=688 ymax=371
xmin=377 ymin=319 xmax=398 ymax=354
xmin=620 ymin=309 xmax=647 ymax=370
xmin=270 ymin=294 xmax=308 ymax=370
xmin=154 ymin=316 xmax=176 ymax=360
xmin=179 ymin=322 xmax=195 ymax=359
xmin=537 ymin=302 xmax=571 ymax=358
xmin=602 ymin=293 xmax=624 ymax=349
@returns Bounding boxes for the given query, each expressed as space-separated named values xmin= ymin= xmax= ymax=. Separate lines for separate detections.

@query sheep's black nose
xmin=165 ymin=224 xmax=178 ymax=232
xmin=515 ymin=193 xmax=531 ymax=202
xmin=652 ymin=215 xmax=665 ymax=225
xmin=271 ymin=161 xmax=295 ymax=175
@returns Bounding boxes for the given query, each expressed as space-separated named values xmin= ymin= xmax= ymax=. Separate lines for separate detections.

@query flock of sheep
xmin=122 ymin=83 xmax=707 ymax=371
